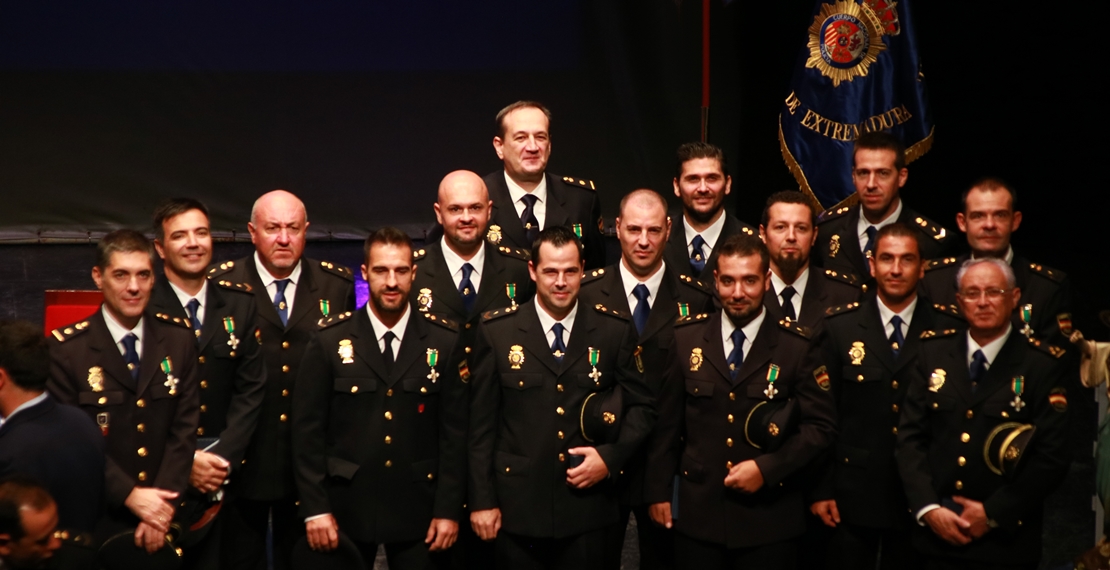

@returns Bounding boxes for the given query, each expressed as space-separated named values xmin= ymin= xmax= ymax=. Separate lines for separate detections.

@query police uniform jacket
xmin=651 ymin=311 xmax=836 ymax=548
xmin=208 ymin=257 xmax=355 ymax=501
xmin=763 ymin=267 xmax=862 ymax=331
xmin=896 ymin=329 xmax=1070 ymax=564
xmin=662 ymin=212 xmax=758 ymax=281
xmin=150 ymin=277 xmax=266 ymax=467
xmin=292 ymin=308 xmax=467 ymax=544
xmin=579 ymin=263 xmax=715 ymax=507
xmin=468 ymin=299 xmax=656 ymax=538
xmin=47 ymin=309 xmax=200 ymax=517
xmin=484 ymin=170 xmax=606 ymax=269
xmin=812 ymin=295 xmax=963 ymax=528
xmin=816 ymin=204 xmax=951 ymax=284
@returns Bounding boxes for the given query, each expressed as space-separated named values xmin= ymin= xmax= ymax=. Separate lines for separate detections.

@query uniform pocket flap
xmin=411 ymin=457 xmax=439 ymax=483
xmin=78 ymin=391 xmax=125 ymax=407
xmin=403 ymin=377 xmax=441 ymax=394
xmin=333 ymin=377 xmax=376 ymax=393
xmin=679 ymin=454 xmax=705 ymax=484
xmin=841 ymin=365 xmax=884 ymax=383
xmin=837 ymin=443 xmax=871 ymax=468
xmin=495 ymin=451 xmax=530 ymax=477
xmin=927 ymin=393 xmax=957 ymax=412
xmin=326 ymin=456 xmax=360 ymax=480
xmin=500 ymin=373 xmax=543 ymax=391
xmin=685 ymin=379 xmax=714 ymax=397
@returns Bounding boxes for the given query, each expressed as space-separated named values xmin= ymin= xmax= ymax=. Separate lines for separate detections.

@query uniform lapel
xmin=640 ymin=268 xmax=679 ymax=343
xmin=938 ymin=334 xmax=974 ymax=404
xmin=664 ymin=215 xmax=695 ymax=277
xmin=971 ymin=332 xmax=1023 ymax=407
xmin=89 ymin=311 xmax=137 ymax=392
xmin=390 ymin=311 xmax=429 ymax=385
xmin=137 ymin=316 xmax=164 ymax=395
xmin=797 ymin=269 xmax=824 ymax=326
xmin=519 ymin=301 xmax=560 ymax=375
xmin=560 ymin=303 xmax=594 ymax=373
xmin=198 ymin=284 xmax=228 ymax=353
xmin=426 ymin=244 xmax=467 ymax=319
xmin=351 ymin=310 xmax=390 ymax=384
xmin=287 ymin=262 xmax=319 ymax=330
xmin=732 ymin=315 xmax=775 ymax=388
xmin=702 ymin=313 xmax=733 ymax=382
xmin=858 ymin=299 xmax=896 ymax=371
xmin=839 ymin=208 xmax=868 ymax=277
xmin=543 ymin=174 xmax=571 ymax=230
xmin=895 ymin=299 xmax=935 ymax=373
xmin=488 ymin=173 xmax=530 ymax=248
xmin=246 ymin=262 xmax=284 ymax=330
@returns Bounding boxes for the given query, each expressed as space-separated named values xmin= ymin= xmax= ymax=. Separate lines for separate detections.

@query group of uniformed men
xmin=0 ymin=100 xmax=1075 ymax=570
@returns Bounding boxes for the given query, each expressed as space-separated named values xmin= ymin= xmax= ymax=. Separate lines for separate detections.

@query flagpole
xmin=700 ymin=0 xmax=710 ymax=142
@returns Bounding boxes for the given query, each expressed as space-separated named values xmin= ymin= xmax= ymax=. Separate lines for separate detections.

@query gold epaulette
xmin=932 ymin=303 xmax=962 ymax=318
xmin=495 ymin=245 xmax=530 ymax=261
xmin=318 ymin=260 xmax=354 ymax=281
xmin=739 ymin=224 xmax=757 ymax=236
xmin=925 ymin=257 xmax=959 ymax=272
xmin=825 ymin=302 xmax=860 ymax=317
xmin=920 ymin=328 xmax=960 ymax=340
xmin=1028 ymin=336 xmax=1066 ymax=359
xmin=154 ymin=312 xmax=192 ymax=330
xmin=593 ymin=303 xmax=630 ymax=321
xmin=823 ymin=268 xmax=860 ymax=287
xmin=49 ymin=320 xmax=91 ymax=343
xmin=317 ymin=311 xmax=353 ymax=329
xmin=675 ymin=313 xmax=710 ymax=327
xmin=412 ymin=247 xmax=427 ymax=262
xmin=423 ymin=312 xmax=458 ymax=331
xmin=581 ymin=267 xmax=608 ymax=285
xmin=778 ymin=319 xmax=811 ymax=338
xmin=911 ymin=215 xmax=949 ymax=242
xmin=818 ymin=205 xmax=852 ymax=223
xmin=482 ymin=304 xmax=520 ymax=322
xmin=1027 ymin=262 xmax=1066 ymax=284
xmin=207 ymin=259 xmax=238 ymax=279
xmin=215 ymin=279 xmax=253 ymax=294
xmin=561 ymin=176 xmax=596 ymax=191
xmin=677 ymin=274 xmax=714 ymax=294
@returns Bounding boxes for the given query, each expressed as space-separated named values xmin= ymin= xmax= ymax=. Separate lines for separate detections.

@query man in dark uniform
xmin=663 ymin=142 xmax=759 ymax=281
xmin=468 ymin=226 xmax=656 ymax=569
xmin=481 ymin=100 xmax=605 ymax=269
xmin=208 ymin=190 xmax=355 ymax=570
xmin=649 ymin=234 xmax=836 ymax=570
xmin=811 ymin=224 xmax=963 ymax=569
xmin=0 ymin=320 xmax=105 ymax=535
xmin=150 ymin=198 xmax=266 ymax=568
xmin=293 ymin=227 xmax=466 ymax=569
xmin=816 ymin=132 xmax=951 ymax=285
xmin=47 ymin=229 xmax=200 ymax=553
xmin=759 ymin=191 xmax=861 ymax=330
xmin=897 ymin=258 xmax=1070 ymax=569
xmin=919 ymin=178 xmax=1072 ymax=348
xmin=579 ymin=188 xmax=715 ymax=570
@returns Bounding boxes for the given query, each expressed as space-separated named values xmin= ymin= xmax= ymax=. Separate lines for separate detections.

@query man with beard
xmin=0 ymin=478 xmax=61 ymax=570
xmin=759 ymin=191 xmax=861 ymax=330
xmin=649 ymin=234 xmax=836 ymax=570
xmin=663 ymin=143 xmax=759 ymax=280
xmin=293 ymin=227 xmax=466 ymax=569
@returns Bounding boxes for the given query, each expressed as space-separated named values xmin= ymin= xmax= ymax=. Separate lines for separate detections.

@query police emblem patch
xmin=806 ymin=0 xmax=887 ymax=87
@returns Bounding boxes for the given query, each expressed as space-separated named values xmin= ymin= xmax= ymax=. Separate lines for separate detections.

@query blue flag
xmin=778 ymin=0 xmax=933 ymax=209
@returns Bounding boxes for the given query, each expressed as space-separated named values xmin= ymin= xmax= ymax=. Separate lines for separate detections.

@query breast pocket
xmin=841 ymin=365 xmax=885 ymax=385
xmin=78 ymin=391 xmax=125 ymax=408
xmin=333 ymin=377 xmax=378 ymax=394
xmin=403 ymin=377 xmax=441 ymax=396
xmin=501 ymin=373 xmax=543 ymax=391
xmin=685 ymin=379 xmax=714 ymax=398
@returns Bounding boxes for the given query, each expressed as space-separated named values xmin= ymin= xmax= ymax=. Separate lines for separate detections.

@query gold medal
xmin=689 ymin=348 xmax=704 ymax=372
xmin=417 ymin=288 xmax=433 ymax=312
xmin=487 ymin=224 xmax=503 ymax=244
xmin=849 ymin=341 xmax=866 ymax=365
xmin=829 ymin=235 xmax=841 ymax=258
xmin=338 ymin=339 xmax=354 ymax=364
xmin=87 ymin=366 xmax=104 ymax=392
xmin=929 ymin=369 xmax=946 ymax=393
xmin=508 ymin=345 xmax=525 ymax=369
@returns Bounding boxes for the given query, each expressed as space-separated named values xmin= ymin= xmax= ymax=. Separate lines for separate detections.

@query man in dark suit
xmin=0 ymin=320 xmax=105 ymax=535
xmin=811 ymin=224 xmax=963 ymax=569
xmin=816 ymin=132 xmax=951 ymax=285
xmin=759 ymin=191 xmax=861 ymax=331
xmin=649 ymin=234 xmax=836 ymax=570
xmin=919 ymin=178 xmax=1071 ymax=349
xmin=0 ymin=478 xmax=62 ymax=569
xmin=150 ymin=198 xmax=266 ymax=568
xmin=663 ymin=142 xmax=759 ymax=281
xmin=579 ymin=188 xmax=714 ymax=570
xmin=482 ymin=100 xmax=605 ymax=269
xmin=293 ymin=227 xmax=466 ymax=569
xmin=897 ymin=258 xmax=1070 ymax=569
xmin=468 ymin=226 xmax=656 ymax=570
xmin=47 ymin=229 xmax=200 ymax=553
xmin=208 ymin=190 xmax=355 ymax=570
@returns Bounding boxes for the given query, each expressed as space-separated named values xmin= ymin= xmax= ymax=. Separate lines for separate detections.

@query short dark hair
xmin=961 ymin=177 xmax=1018 ymax=212
xmin=0 ymin=477 xmax=53 ymax=541
xmin=363 ymin=227 xmax=413 ymax=262
xmin=873 ymin=222 xmax=921 ymax=257
xmin=853 ymin=131 xmax=906 ymax=170
xmin=716 ymin=234 xmax=770 ymax=274
xmin=531 ymin=226 xmax=583 ymax=265
xmin=96 ymin=229 xmax=155 ymax=271
xmin=152 ymin=198 xmax=209 ymax=241
xmin=761 ymin=190 xmax=816 ymax=227
xmin=0 ymin=321 xmax=48 ymax=392
xmin=495 ymin=101 xmax=552 ymax=138
xmin=675 ymin=142 xmax=729 ymax=178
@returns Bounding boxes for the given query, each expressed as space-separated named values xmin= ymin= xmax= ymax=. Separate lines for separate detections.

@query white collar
xmin=535 ymin=298 xmax=578 ymax=337
xmin=684 ymin=210 xmax=727 ymax=249
xmin=504 ymin=171 xmax=548 ymax=205
xmin=0 ymin=392 xmax=48 ymax=423
xmin=439 ymin=237 xmax=486 ymax=278
xmin=366 ymin=303 xmax=412 ymax=345
xmin=770 ymin=266 xmax=810 ymax=298
xmin=722 ymin=307 xmax=766 ymax=348
xmin=619 ymin=260 xmax=666 ymax=303
xmin=253 ymin=252 xmax=302 ymax=287
xmin=967 ymin=324 xmax=1013 ymax=367
xmin=168 ymin=279 xmax=208 ymax=310
xmin=102 ymin=305 xmax=143 ymax=346
xmin=877 ymin=295 xmax=917 ymax=330
xmin=857 ymin=198 xmax=904 ymax=236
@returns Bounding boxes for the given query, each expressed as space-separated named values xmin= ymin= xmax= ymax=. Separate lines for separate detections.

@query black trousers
xmin=353 ymin=538 xmax=451 ymax=570
xmin=496 ymin=528 xmax=606 ymax=570
xmin=828 ymin=521 xmax=920 ymax=570
xmin=221 ymin=495 xmax=301 ymax=570
xmin=603 ymin=504 xmax=675 ymax=570
xmin=674 ymin=533 xmax=797 ymax=570
xmin=924 ymin=557 xmax=1037 ymax=570
xmin=449 ymin=519 xmax=496 ymax=570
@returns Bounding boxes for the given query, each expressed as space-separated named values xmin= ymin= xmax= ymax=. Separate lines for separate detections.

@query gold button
xmin=557 ymin=384 xmax=564 ymax=392
xmin=958 ymin=456 xmax=966 ymax=466
xmin=282 ymin=365 xmax=290 ymax=373
xmin=891 ymin=427 xmax=898 ymax=435
xmin=891 ymin=381 xmax=899 ymax=390
xmin=200 ymin=405 xmax=207 ymax=412
xmin=138 ymin=471 xmax=147 ymax=482
xmin=955 ymin=480 xmax=963 ymax=490
xmin=891 ymin=404 xmax=899 ymax=413
xmin=137 ymin=447 xmax=147 ymax=457
xmin=961 ymin=433 xmax=970 ymax=443
xmin=200 ymin=381 xmax=208 ymax=389
xmin=385 ymin=411 xmax=393 ymax=420
xmin=278 ymin=413 xmax=289 ymax=422
xmin=557 ymin=431 xmax=564 ymax=439
xmin=198 ymin=356 xmax=206 ymax=364
xmin=726 ymin=438 xmax=733 ymax=447
xmin=229 ymin=351 xmax=236 ymax=358
xmin=729 ymin=392 xmax=736 ymax=401
xmin=727 ymin=414 xmax=734 ymax=423
xmin=136 ymin=399 xmax=146 ymax=408
xmin=385 ymin=460 xmax=392 ymax=467
xmin=465 ymin=323 xmax=472 ymax=329
xmin=844 ymin=457 xmax=849 ymax=463
xmin=465 ymin=346 xmax=472 ymax=354
xmin=932 ymin=402 xmax=939 ymax=409
xmin=519 ymin=381 xmax=525 ymax=387
xmin=420 ymin=387 xmax=428 ymax=394
xmin=966 ymin=410 xmax=974 ymax=419
xmin=351 ymin=386 xmax=358 ymax=393
xmin=384 ymin=436 xmax=391 ymax=444
xmin=98 ymin=397 xmax=107 ymax=405
xmin=427 ymin=473 xmax=434 ymax=480
xmin=137 ymin=423 xmax=145 ymax=433
xmin=386 ymin=389 xmax=393 ymax=397
xmin=857 ymin=374 xmax=864 ymax=382
xmin=725 ymin=461 xmax=733 ymax=470
xmin=282 ymin=341 xmax=290 ymax=349
xmin=282 ymin=389 xmax=289 ymax=397
xmin=556 ymin=407 xmax=564 ymax=416
xmin=1001 ymin=411 xmax=1009 ymax=418
xmin=558 ymin=453 xmax=566 ymax=462
xmin=505 ymin=467 xmax=511 ymax=473
xmin=197 ymin=427 xmax=205 ymax=436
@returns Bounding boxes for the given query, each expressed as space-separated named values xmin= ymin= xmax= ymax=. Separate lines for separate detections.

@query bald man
xmin=209 ymin=190 xmax=355 ymax=570
xmin=579 ymin=189 xmax=715 ymax=570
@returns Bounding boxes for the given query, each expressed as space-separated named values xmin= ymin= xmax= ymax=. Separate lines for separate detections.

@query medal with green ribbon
xmin=677 ymin=303 xmax=689 ymax=318
xmin=572 ymin=224 xmax=583 ymax=240
xmin=764 ymin=364 xmax=780 ymax=399
xmin=1010 ymin=375 xmax=1025 ymax=411
xmin=588 ymin=347 xmax=602 ymax=384
xmin=1020 ymin=304 xmax=1033 ymax=338
xmin=320 ymin=299 xmax=331 ymax=318
xmin=426 ymin=348 xmax=439 ymax=383
xmin=223 ymin=316 xmax=240 ymax=350
xmin=161 ymin=357 xmax=178 ymax=396
xmin=506 ymin=283 xmax=518 ymax=309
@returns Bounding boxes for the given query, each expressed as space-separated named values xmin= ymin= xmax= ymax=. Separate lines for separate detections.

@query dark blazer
xmin=208 ymin=257 xmax=355 ymax=501
xmin=149 ymin=277 xmax=266 ymax=467
xmin=410 ymin=239 xmax=535 ymax=351
xmin=652 ymin=311 xmax=836 ymax=548
xmin=579 ymin=262 xmax=715 ymax=506
xmin=47 ymin=309 xmax=200 ymax=518
xmin=0 ymin=395 xmax=105 ymax=533
xmin=815 ymin=203 xmax=951 ymax=284
xmin=468 ymin=300 xmax=656 ymax=538
xmin=814 ymin=295 xmax=962 ymax=528
xmin=663 ymin=213 xmax=758 ymax=281
xmin=293 ymin=308 xmax=466 ymax=544
xmin=763 ymin=267 xmax=862 ymax=331
xmin=896 ymin=329 xmax=1070 ymax=565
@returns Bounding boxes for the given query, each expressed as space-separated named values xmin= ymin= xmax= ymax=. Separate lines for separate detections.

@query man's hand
xmin=306 ymin=515 xmax=339 ymax=551
xmin=425 ymin=518 xmax=459 ymax=551
xmin=470 ymin=508 xmax=501 ymax=542
xmin=810 ymin=500 xmax=840 ymax=528
xmin=124 ymin=487 xmax=178 ymax=532
xmin=565 ymin=447 xmax=609 ymax=489
xmin=953 ymin=496 xmax=991 ymax=539
xmin=723 ymin=460 xmax=763 ymax=493
xmin=191 ymin=451 xmax=230 ymax=493
xmin=923 ymin=508 xmax=972 ymax=546
xmin=134 ymin=521 xmax=167 ymax=553
xmin=648 ymin=502 xmax=672 ymax=529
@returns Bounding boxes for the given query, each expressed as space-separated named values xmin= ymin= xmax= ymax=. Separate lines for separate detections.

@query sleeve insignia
xmin=1057 ymin=313 xmax=1073 ymax=336
xmin=561 ymin=176 xmax=596 ymax=190
xmin=813 ymin=365 xmax=831 ymax=391
xmin=458 ymin=360 xmax=471 ymax=383
xmin=319 ymin=260 xmax=354 ymax=281
xmin=1049 ymin=387 xmax=1068 ymax=412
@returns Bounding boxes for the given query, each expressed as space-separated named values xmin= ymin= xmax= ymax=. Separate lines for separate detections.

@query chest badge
xmin=160 ymin=357 xmax=178 ymax=396
xmin=338 ymin=339 xmax=355 ymax=364
xmin=87 ymin=366 xmax=105 ymax=392
xmin=426 ymin=348 xmax=440 ymax=383
xmin=1010 ymin=376 xmax=1025 ymax=411
xmin=509 ymin=345 xmax=525 ymax=369
xmin=1020 ymin=304 xmax=1034 ymax=338
xmin=764 ymin=364 xmax=780 ymax=399
xmin=829 ymin=234 xmax=841 ymax=258
xmin=849 ymin=341 xmax=866 ymax=365
xmin=689 ymin=348 xmax=704 ymax=372
xmin=929 ymin=369 xmax=946 ymax=393
xmin=506 ymin=283 xmax=518 ymax=310
xmin=487 ymin=224 xmax=503 ymax=244
xmin=417 ymin=288 xmax=433 ymax=313
xmin=320 ymin=299 xmax=331 ymax=318
xmin=588 ymin=347 xmax=602 ymax=385
xmin=222 ymin=316 xmax=240 ymax=352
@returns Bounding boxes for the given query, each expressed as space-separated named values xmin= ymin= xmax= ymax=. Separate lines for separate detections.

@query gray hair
xmin=955 ymin=257 xmax=1016 ymax=290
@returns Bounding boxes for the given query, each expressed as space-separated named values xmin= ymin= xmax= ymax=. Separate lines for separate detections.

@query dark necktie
xmin=969 ymin=349 xmax=988 ymax=393
xmin=382 ymin=331 xmax=397 ymax=371
xmin=889 ymin=315 xmax=905 ymax=359
xmin=520 ymin=194 xmax=540 ymax=245
xmin=121 ymin=333 xmax=140 ymax=380
xmin=273 ymin=279 xmax=291 ymax=326
xmin=690 ymin=234 xmax=708 ymax=275
xmin=863 ymin=225 xmax=878 ymax=273
xmin=185 ymin=298 xmax=202 ymax=338
xmin=632 ymin=284 xmax=650 ymax=336
xmin=727 ymin=328 xmax=746 ymax=380
xmin=459 ymin=263 xmax=477 ymax=313
xmin=551 ymin=323 xmax=567 ymax=364
xmin=780 ymin=286 xmax=798 ymax=322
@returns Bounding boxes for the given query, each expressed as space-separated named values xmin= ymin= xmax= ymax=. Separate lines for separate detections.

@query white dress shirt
xmin=169 ymin=280 xmax=209 ymax=327
xmin=440 ymin=237 xmax=486 ymax=293
xmin=721 ymin=308 xmax=766 ymax=363
xmin=619 ymin=260 xmax=666 ymax=311
xmin=536 ymin=299 xmax=577 ymax=350
xmin=102 ymin=306 xmax=144 ymax=360
xmin=856 ymin=199 xmax=904 ymax=253
xmin=770 ymin=267 xmax=811 ymax=318
xmin=254 ymin=252 xmax=302 ymax=316
xmin=684 ymin=212 xmax=727 ymax=261
xmin=367 ymin=303 xmax=411 ymax=356
xmin=877 ymin=296 xmax=917 ymax=340
xmin=505 ymin=172 xmax=549 ymax=230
